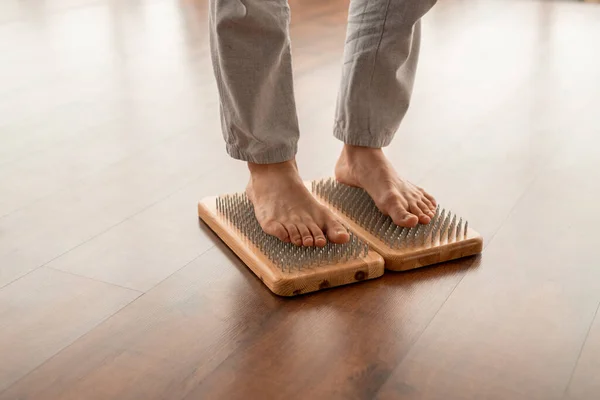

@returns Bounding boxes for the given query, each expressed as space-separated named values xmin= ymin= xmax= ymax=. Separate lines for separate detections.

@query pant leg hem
xmin=333 ymin=124 xmax=394 ymax=148
xmin=226 ymin=143 xmax=297 ymax=164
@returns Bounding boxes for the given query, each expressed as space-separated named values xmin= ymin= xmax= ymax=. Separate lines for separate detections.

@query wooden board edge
xmin=384 ymin=234 xmax=483 ymax=271
xmin=306 ymin=180 xmax=484 ymax=271
xmin=197 ymin=197 xmax=281 ymax=287
xmin=362 ymin=227 xmax=483 ymax=271
xmin=197 ymin=196 xmax=385 ymax=296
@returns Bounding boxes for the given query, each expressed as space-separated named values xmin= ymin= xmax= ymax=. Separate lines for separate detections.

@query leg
xmin=209 ymin=0 xmax=350 ymax=246
xmin=334 ymin=0 xmax=438 ymax=227
xmin=209 ymin=0 xmax=298 ymax=164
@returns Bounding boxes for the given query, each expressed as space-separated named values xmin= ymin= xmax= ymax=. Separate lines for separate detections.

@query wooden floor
xmin=1 ymin=0 xmax=600 ymax=398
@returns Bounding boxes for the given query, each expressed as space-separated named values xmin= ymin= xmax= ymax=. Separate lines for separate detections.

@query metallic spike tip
xmin=311 ymin=179 xmax=473 ymax=251
xmin=215 ymin=193 xmax=369 ymax=271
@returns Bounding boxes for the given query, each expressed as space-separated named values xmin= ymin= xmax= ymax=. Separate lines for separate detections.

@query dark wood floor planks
xmin=0 ymin=246 xmax=290 ymax=400
xmin=1 ymin=0 xmax=600 ymax=399
xmin=0 ymin=268 xmax=139 ymax=392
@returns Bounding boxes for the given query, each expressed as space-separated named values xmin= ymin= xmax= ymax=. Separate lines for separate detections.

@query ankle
xmin=248 ymin=159 xmax=295 ymax=173
xmin=341 ymin=145 xmax=386 ymax=172
xmin=342 ymin=144 xmax=384 ymax=161
xmin=248 ymin=159 xmax=299 ymax=180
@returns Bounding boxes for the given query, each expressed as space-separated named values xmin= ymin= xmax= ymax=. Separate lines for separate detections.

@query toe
xmin=297 ymin=223 xmax=314 ymax=246
xmin=389 ymin=205 xmax=419 ymax=228
xmin=285 ymin=224 xmax=303 ymax=246
xmin=421 ymin=196 xmax=435 ymax=215
xmin=421 ymin=189 xmax=437 ymax=207
xmin=308 ymin=223 xmax=327 ymax=247
xmin=418 ymin=200 xmax=434 ymax=218
xmin=409 ymin=202 xmax=430 ymax=224
xmin=324 ymin=219 xmax=350 ymax=244
xmin=263 ymin=221 xmax=289 ymax=242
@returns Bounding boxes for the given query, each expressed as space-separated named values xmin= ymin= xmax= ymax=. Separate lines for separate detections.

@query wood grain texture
xmin=375 ymin=167 xmax=600 ymax=399
xmin=198 ymin=196 xmax=385 ymax=296
xmin=0 ymin=268 xmax=139 ymax=393
xmin=0 ymin=239 xmax=479 ymax=400
xmin=1 ymin=0 xmax=600 ymax=399
xmin=42 ymin=170 xmax=237 ymax=292
xmin=0 ymin=246 xmax=286 ymax=400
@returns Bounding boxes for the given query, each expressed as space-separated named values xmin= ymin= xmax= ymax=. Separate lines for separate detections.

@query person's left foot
xmin=335 ymin=145 xmax=437 ymax=228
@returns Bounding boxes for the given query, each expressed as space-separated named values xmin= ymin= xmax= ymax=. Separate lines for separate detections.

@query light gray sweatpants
xmin=209 ymin=0 xmax=437 ymax=164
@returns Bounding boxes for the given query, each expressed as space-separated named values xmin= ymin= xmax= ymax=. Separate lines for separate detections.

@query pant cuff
xmin=226 ymin=143 xmax=297 ymax=164
xmin=333 ymin=124 xmax=394 ymax=148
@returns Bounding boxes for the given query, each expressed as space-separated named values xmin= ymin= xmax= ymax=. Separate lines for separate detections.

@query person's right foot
xmin=246 ymin=160 xmax=350 ymax=247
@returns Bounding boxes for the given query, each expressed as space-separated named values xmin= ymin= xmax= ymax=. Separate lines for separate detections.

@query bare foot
xmin=247 ymin=160 xmax=350 ymax=247
xmin=335 ymin=145 xmax=437 ymax=228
